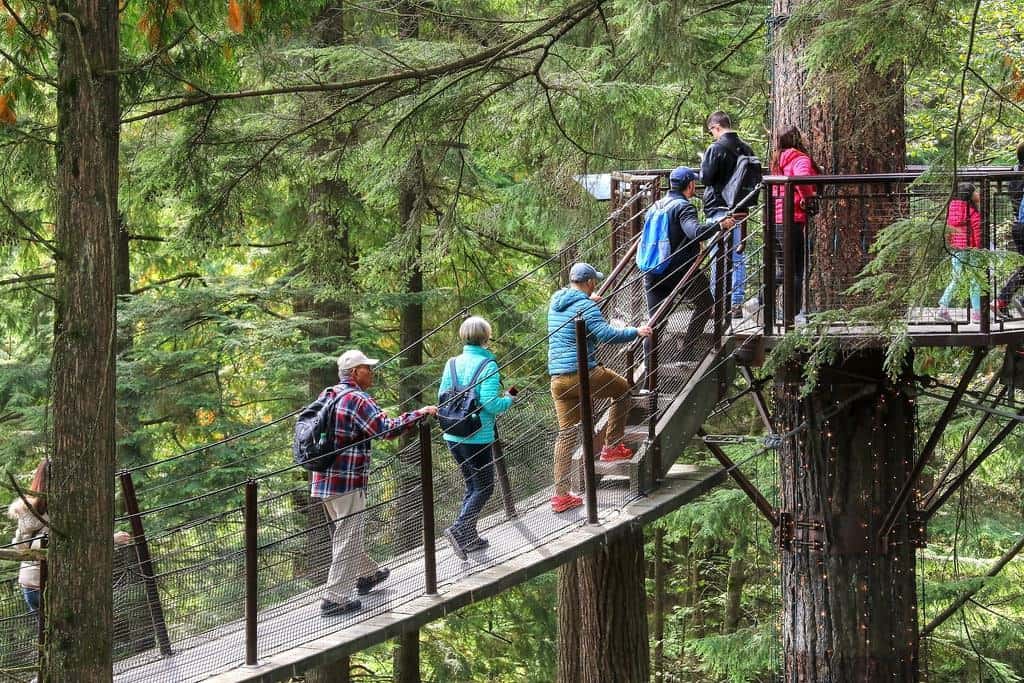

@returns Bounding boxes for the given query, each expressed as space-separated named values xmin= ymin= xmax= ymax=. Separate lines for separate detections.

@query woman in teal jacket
xmin=437 ymin=316 xmax=514 ymax=559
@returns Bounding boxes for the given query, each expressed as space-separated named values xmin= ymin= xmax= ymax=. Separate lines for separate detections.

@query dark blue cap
xmin=569 ymin=262 xmax=604 ymax=283
xmin=669 ymin=166 xmax=698 ymax=189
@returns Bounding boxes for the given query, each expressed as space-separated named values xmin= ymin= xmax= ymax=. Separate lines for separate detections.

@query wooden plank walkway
xmin=113 ymin=465 xmax=724 ymax=683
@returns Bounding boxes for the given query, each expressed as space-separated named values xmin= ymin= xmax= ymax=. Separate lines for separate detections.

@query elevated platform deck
xmin=114 ymin=466 xmax=724 ymax=683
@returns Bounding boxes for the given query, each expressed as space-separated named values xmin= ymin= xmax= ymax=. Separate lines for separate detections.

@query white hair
xmin=459 ymin=316 xmax=492 ymax=346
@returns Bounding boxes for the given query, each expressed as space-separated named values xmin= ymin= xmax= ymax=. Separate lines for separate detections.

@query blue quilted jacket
xmin=547 ymin=288 xmax=638 ymax=375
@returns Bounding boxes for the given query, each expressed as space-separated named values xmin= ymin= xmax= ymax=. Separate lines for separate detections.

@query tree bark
xmin=557 ymin=526 xmax=650 ymax=683
xmin=393 ymin=631 xmax=420 ymax=683
xmin=304 ymin=656 xmax=351 ymax=683
xmin=770 ymin=0 xmax=906 ymax=312
xmin=46 ymin=0 xmax=120 ymax=680
xmin=775 ymin=352 xmax=919 ymax=682
xmin=722 ymin=535 xmax=747 ymax=634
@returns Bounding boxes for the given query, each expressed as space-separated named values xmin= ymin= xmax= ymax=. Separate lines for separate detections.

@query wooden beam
xmin=698 ymin=428 xmax=777 ymax=526
xmin=740 ymin=367 xmax=774 ymax=433
xmin=922 ymin=533 xmax=1024 ymax=637
xmin=924 ymin=417 xmax=1019 ymax=520
xmin=879 ymin=348 xmax=986 ymax=545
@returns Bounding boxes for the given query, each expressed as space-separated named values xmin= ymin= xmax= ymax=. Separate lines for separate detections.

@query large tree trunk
xmin=770 ymin=0 xmax=906 ymax=312
xmin=722 ymin=535 xmax=747 ymax=634
xmin=775 ymin=352 xmax=919 ymax=682
xmin=557 ymin=527 xmax=650 ymax=683
xmin=45 ymin=0 xmax=120 ymax=680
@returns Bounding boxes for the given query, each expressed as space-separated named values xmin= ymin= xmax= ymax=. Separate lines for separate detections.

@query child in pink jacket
xmin=938 ymin=183 xmax=982 ymax=321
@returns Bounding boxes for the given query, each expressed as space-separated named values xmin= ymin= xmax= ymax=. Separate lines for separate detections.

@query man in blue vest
xmin=645 ymin=167 xmax=735 ymax=352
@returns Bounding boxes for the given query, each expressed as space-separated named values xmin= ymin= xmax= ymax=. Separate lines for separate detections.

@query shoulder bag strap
xmin=447 ymin=357 xmax=464 ymax=393
xmin=466 ymin=358 xmax=494 ymax=395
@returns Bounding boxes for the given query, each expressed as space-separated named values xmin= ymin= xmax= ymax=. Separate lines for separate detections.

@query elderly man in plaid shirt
xmin=315 ymin=349 xmax=437 ymax=617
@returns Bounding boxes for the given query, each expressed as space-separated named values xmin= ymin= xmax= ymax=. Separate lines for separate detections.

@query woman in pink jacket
xmin=771 ymin=127 xmax=821 ymax=317
xmin=938 ymin=183 xmax=982 ymax=322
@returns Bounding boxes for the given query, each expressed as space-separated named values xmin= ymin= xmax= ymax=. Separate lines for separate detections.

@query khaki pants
xmin=550 ymin=366 xmax=630 ymax=496
xmin=321 ymin=489 xmax=379 ymax=603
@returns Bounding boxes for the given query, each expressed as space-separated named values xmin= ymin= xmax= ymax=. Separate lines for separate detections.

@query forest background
xmin=2 ymin=0 xmax=1024 ymax=680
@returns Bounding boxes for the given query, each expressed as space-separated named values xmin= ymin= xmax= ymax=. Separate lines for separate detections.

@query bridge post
xmin=763 ymin=183 xmax=776 ymax=335
xmin=980 ymin=177 xmax=992 ymax=334
xmin=575 ymin=316 xmax=599 ymax=524
xmin=782 ymin=182 xmax=795 ymax=330
xmin=244 ymin=478 xmax=258 ymax=666
xmin=490 ymin=430 xmax=517 ymax=519
xmin=419 ymin=421 xmax=438 ymax=594
xmin=37 ymin=534 xmax=47 ymax=651
xmin=646 ymin=326 xmax=661 ymax=482
xmin=118 ymin=469 xmax=173 ymax=656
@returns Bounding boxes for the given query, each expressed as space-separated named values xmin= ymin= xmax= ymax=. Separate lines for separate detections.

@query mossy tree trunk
xmin=557 ymin=526 xmax=650 ymax=683
xmin=45 ymin=0 xmax=120 ymax=680
xmin=774 ymin=353 xmax=919 ymax=682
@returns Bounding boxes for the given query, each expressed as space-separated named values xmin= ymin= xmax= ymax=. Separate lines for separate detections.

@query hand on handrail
xmin=636 ymin=324 xmax=653 ymax=338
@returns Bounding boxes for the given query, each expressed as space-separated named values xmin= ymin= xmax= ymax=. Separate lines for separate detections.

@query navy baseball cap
xmin=669 ymin=166 xmax=698 ymax=189
xmin=569 ymin=262 xmax=604 ymax=283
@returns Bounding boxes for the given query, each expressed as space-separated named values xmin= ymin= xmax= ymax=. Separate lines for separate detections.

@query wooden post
xmin=420 ymin=421 xmax=438 ymax=594
xmin=980 ymin=177 xmax=991 ymax=333
xmin=491 ymin=430 xmax=517 ymax=519
xmin=244 ymin=479 xmax=258 ymax=666
xmin=782 ymin=182 xmax=796 ymax=329
xmin=575 ymin=316 xmax=599 ymax=524
xmin=37 ymin=534 xmax=47 ymax=650
xmin=118 ymin=470 xmax=173 ymax=655
xmin=763 ymin=183 xmax=776 ymax=335
xmin=646 ymin=326 xmax=661 ymax=481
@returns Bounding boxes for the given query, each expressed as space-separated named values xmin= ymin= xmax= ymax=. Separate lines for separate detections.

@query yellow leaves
xmin=4 ymin=16 xmax=15 ymax=38
xmin=196 ymin=408 xmax=217 ymax=427
xmin=0 ymin=94 xmax=17 ymax=126
xmin=227 ymin=0 xmax=244 ymax=34
xmin=137 ymin=13 xmax=161 ymax=48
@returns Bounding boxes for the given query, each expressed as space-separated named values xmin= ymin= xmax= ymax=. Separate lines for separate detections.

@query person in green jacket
xmin=437 ymin=316 xmax=515 ymax=560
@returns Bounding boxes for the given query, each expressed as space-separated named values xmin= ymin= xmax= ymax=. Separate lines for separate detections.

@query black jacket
xmin=645 ymin=191 xmax=720 ymax=292
xmin=701 ymin=132 xmax=755 ymax=213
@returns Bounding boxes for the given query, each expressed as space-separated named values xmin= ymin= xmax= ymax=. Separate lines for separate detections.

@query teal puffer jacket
xmin=547 ymin=288 xmax=638 ymax=376
xmin=437 ymin=345 xmax=513 ymax=444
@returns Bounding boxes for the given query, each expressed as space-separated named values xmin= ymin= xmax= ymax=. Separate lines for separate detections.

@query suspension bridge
xmin=4 ymin=167 xmax=1024 ymax=682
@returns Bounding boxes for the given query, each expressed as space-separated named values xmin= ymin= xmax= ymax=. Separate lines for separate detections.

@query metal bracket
xmin=777 ymin=512 xmax=825 ymax=552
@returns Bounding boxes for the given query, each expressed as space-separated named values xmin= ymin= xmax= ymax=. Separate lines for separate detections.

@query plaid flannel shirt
xmin=310 ymin=380 xmax=427 ymax=499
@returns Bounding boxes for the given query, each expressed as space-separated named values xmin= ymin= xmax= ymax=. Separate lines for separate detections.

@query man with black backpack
xmin=701 ymin=111 xmax=761 ymax=319
xmin=311 ymin=349 xmax=436 ymax=617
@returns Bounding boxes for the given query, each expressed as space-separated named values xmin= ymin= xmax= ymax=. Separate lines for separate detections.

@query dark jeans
xmin=646 ymin=270 xmax=714 ymax=359
xmin=446 ymin=441 xmax=495 ymax=543
xmin=23 ymin=586 xmax=39 ymax=614
xmin=775 ymin=223 xmax=806 ymax=314
xmin=999 ymin=222 xmax=1024 ymax=303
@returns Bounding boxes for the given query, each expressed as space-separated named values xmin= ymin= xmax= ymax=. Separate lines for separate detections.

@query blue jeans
xmin=23 ymin=587 xmax=39 ymax=614
xmin=939 ymin=250 xmax=982 ymax=311
xmin=446 ymin=441 xmax=495 ymax=543
xmin=708 ymin=220 xmax=746 ymax=306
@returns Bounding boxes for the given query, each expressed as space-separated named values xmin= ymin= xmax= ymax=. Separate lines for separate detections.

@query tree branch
xmin=121 ymin=0 xmax=607 ymax=124
xmin=0 ymin=272 xmax=55 ymax=287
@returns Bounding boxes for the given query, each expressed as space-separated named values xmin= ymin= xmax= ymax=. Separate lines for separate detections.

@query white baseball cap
xmin=337 ymin=349 xmax=380 ymax=372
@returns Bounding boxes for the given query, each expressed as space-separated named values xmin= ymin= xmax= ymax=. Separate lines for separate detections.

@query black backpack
xmin=720 ymin=139 xmax=763 ymax=212
xmin=437 ymin=358 xmax=493 ymax=438
xmin=293 ymin=386 xmax=355 ymax=472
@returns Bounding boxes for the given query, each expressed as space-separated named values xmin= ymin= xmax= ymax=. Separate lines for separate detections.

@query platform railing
xmin=762 ymin=169 xmax=1024 ymax=336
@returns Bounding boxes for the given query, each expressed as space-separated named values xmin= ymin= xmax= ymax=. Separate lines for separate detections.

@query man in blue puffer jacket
xmin=547 ymin=263 xmax=652 ymax=513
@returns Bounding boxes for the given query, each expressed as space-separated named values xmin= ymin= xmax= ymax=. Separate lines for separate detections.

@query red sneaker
xmin=551 ymin=493 xmax=583 ymax=513
xmin=599 ymin=443 xmax=634 ymax=462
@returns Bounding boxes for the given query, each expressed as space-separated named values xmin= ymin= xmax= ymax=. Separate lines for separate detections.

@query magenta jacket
xmin=946 ymin=199 xmax=981 ymax=249
xmin=772 ymin=148 xmax=818 ymax=224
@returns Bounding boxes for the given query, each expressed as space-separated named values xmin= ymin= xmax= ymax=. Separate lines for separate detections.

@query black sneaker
xmin=444 ymin=527 xmax=468 ymax=561
xmin=320 ymin=598 xmax=361 ymax=617
xmin=464 ymin=537 xmax=489 ymax=553
xmin=356 ymin=567 xmax=391 ymax=595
